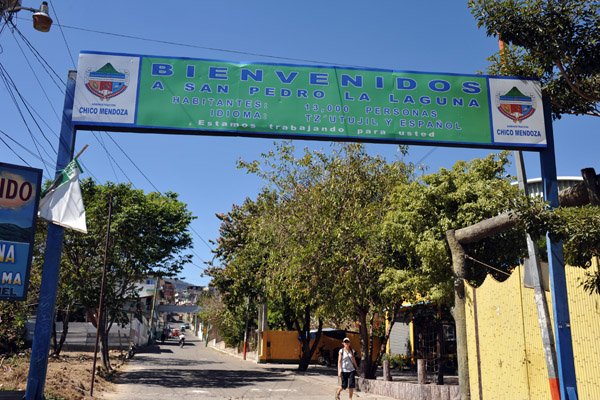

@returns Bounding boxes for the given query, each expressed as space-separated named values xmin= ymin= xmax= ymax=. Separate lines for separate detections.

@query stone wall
xmin=358 ymin=378 xmax=460 ymax=400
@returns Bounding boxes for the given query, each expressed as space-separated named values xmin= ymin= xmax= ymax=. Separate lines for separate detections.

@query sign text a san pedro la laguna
xmin=72 ymin=51 xmax=547 ymax=150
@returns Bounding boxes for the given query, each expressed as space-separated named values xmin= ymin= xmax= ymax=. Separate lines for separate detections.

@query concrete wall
xmin=358 ymin=378 xmax=459 ymax=400
xmin=465 ymin=261 xmax=600 ymax=400
xmin=26 ymin=321 xmax=142 ymax=351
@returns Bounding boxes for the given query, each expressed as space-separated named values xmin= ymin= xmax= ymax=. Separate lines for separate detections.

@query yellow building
xmin=258 ymin=329 xmax=381 ymax=364
xmin=464 ymin=261 xmax=600 ymax=400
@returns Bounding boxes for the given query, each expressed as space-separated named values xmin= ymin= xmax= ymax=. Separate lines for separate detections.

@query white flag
xmin=38 ymin=159 xmax=87 ymax=233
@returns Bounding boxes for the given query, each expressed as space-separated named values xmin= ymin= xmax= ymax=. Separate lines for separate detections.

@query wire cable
xmin=9 ymin=21 xmax=66 ymax=90
xmin=105 ymin=133 xmax=161 ymax=193
xmin=48 ymin=1 xmax=77 ymax=68
xmin=0 ymin=64 xmax=52 ymax=177
xmin=0 ymin=62 xmax=57 ymax=156
xmin=10 ymin=29 xmax=62 ymax=124
xmin=189 ymin=225 xmax=213 ymax=251
xmin=33 ymin=20 xmax=374 ymax=69
xmin=0 ymin=128 xmax=55 ymax=170
xmin=465 ymin=254 xmax=511 ymax=277
xmin=0 ymin=131 xmax=33 ymax=167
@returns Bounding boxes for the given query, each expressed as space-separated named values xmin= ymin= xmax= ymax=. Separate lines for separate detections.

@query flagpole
xmin=74 ymin=144 xmax=88 ymax=160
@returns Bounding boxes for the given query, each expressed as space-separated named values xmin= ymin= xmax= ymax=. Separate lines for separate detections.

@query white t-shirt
xmin=339 ymin=348 xmax=356 ymax=372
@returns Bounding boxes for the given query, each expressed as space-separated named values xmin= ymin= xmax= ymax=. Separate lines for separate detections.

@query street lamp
xmin=0 ymin=0 xmax=53 ymax=32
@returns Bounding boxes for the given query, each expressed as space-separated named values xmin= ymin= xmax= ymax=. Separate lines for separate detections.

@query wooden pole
xmin=446 ymin=229 xmax=470 ymax=400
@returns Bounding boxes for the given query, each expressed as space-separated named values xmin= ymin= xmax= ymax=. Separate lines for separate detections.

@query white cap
xmin=343 ymin=337 xmax=350 ymax=342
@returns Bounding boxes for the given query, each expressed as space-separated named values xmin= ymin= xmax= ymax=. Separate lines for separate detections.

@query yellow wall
xmin=259 ymin=330 xmax=381 ymax=363
xmin=465 ymin=260 xmax=600 ymax=400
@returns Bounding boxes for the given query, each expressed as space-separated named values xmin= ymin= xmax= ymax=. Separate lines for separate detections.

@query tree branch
xmin=554 ymin=59 xmax=600 ymax=103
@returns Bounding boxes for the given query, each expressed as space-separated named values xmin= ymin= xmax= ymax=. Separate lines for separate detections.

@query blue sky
xmin=1 ymin=1 xmax=597 ymax=286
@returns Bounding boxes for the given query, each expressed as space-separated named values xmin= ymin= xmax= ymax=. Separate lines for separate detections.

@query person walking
xmin=336 ymin=337 xmax=361 ymax=400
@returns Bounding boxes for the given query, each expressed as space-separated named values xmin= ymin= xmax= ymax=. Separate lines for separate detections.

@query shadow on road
xmin=114 ymin=368 xmax=291 ymax=389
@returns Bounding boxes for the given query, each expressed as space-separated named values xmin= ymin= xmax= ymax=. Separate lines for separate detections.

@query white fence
xmin=26 ymin=319 xmax=147 ymax=351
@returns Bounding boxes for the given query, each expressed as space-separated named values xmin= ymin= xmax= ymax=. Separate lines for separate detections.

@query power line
xmin=0 ymin=130 xmax=32 ymax=167
xmin=0 ymin=128 xmax=54 ymax=169
xmin=105 ymin=133 xmax=161 ymax=193
xmin=0 ymin=63 xmax=52 ymax=178
xmin=190 ymin=225 xmax=213 ymax=252
xmin=9 ymin=21 xmax=65 ymax=89
xmin=0 ymin=62 xmax=57 ymax=156
xmin=416 ymin=147 xmax=438 ymax=166
xmin=48 ymin=1 xmax=76 ymax=69
xmin=41 ymin=21 xmax=373 ymax=69
xmin=10 ymin=29 xmax=62 ymax=123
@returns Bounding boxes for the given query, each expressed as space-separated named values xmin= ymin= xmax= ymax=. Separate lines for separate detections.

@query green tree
xmin=382 ymin=152 xmax=531 ymax=387
xmin=469 ymin=0 xmax=600 ymax=118
xmin=206 ymin=197 xmax=267 ymax=348
xmin=382 ymin=152 xmax=529 ymax=304
xmin=517 ymin=202 xmax=600 ymax=294
xmin=239 ymin=142 xmax=412 ymax=376
xmin=59 ymin=179 xmax=194 ymax=369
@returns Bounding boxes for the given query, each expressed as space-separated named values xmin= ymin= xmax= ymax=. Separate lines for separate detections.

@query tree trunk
xmin=446 ymin=229 xmax=470 ymax=400
xmin=357 ymin=308 xmax=377 ymax=379
xmin=436 ymin=321 xmax=444 ymax=385
xmin=52 ymin=305 xmax=71 ymax=357
xmin=296 ymin=308 xmax=321 ymax=371
xmin=96 ymin=305 xmax=112 ymax=371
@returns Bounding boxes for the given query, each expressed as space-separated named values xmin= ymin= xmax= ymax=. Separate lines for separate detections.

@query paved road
xmin=100 ymin=336 xmax=393 ymax=400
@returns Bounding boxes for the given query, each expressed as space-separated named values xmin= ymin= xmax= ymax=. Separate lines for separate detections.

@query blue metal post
xmin=25 ymin=71 xmax=77 ymax=400
xmin=539 ymin=97 xmax=578 ymax=400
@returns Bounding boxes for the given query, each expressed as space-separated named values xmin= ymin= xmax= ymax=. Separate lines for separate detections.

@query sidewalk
xmin=209 ymin=342 xmax=457 ymax=386
xmin=208 ymin=343 xmax=458 ymax=395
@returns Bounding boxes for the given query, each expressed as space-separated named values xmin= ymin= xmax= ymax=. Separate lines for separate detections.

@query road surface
xmin=100 ymin=336 xmax=394 ymax=399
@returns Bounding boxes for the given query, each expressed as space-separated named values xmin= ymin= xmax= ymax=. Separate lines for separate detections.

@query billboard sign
xmin=72 ymin=51 xmax=547 ymax=149
xmin=0 ymin=163 xmax=42 ymax=301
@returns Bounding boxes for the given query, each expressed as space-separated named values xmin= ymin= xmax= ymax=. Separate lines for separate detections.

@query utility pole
xmin=243 ymin=296 xmax=250 ymax=360
xmin=148 ymin=277 xmax=160 ymax=343
xmin=90 ymin=197 xmax=113 ymax=397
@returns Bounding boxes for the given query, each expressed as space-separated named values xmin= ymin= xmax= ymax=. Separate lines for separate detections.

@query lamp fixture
xmin=1 ymin=0 xmax=53 ymax=32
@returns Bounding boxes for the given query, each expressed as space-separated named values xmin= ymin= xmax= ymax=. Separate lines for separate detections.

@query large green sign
xmin=72 ymin=51 xmax=547 ymax=149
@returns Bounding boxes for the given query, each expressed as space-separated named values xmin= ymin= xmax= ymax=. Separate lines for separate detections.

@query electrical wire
xmin=105 ymin=133 xmax=161 ymax=193
xmin=7 ymin=15 xmax=226 ymax=263
xmin=9 ymin=21 xmax=65 ymax=90
xmin=0 ymin=128 xmax=55 ymax=170
xmin=10 ymin=29 xmax=62 ymax=124
xmin=190 ymin=226 xmax=213 ymax=251
xmin=30 ymin=20 xmax=373 ymax=69
xmin=0 ymin=130 xmax=33 ymax=167
xmin=0 ymin=62 xmax=57 ymax=156
xmin=0 ymin=64 xmax=52 ymax=177
xmin=416 ymin=147 xmax=438 ymax=166
xmin=48 ymin=1 xmax=76 ymax=68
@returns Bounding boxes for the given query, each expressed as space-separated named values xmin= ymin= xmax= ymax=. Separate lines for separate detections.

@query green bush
xmin=382 ymin=353 xmax=411 ymax=370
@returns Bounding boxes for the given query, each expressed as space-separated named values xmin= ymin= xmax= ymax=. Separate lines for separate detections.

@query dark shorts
xmin=340 ymin=371 xmax=356 ymax=389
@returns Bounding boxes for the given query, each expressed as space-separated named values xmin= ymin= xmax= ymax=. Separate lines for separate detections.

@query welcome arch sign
xmin=71 ymin=51 xmax=547 ymax=150
xmin=30 ymin=51 xmax=583 ymax=400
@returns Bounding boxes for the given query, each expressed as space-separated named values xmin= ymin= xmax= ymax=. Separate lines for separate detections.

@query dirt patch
xmin=0 ymin=350 xmax=126 ymax=399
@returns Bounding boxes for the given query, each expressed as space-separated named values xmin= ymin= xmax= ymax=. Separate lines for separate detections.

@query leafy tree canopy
xmin=469 ymin=0 xmax=600 ymax=118
xmin=382 ymin=151 xmax=530 ymax=304
xmin=60 ymin=179 xmax=194 ymax=368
